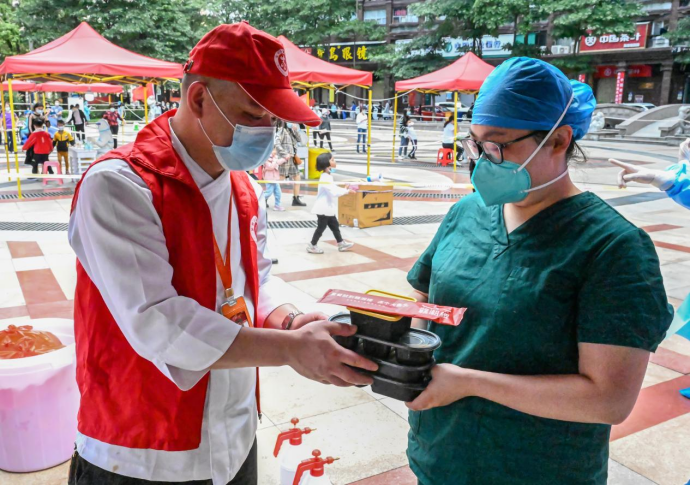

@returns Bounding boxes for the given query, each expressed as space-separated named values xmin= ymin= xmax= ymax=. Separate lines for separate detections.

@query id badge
xmin=221 ymin=295 xmax=253 ymax=327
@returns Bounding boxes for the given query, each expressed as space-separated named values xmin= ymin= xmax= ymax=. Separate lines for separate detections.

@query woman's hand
xmin=406 ymin=364 xmax=477 ymax=411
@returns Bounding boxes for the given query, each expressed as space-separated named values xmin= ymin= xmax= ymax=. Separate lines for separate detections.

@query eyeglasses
xmin=460 ymin=132 xmax=537 ymax=165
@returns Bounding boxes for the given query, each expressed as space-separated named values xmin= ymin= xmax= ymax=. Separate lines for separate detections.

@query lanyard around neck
xmin=212 ymin=193 xmax=233 ymax=293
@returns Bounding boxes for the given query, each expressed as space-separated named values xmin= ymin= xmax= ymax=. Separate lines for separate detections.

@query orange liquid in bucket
xmin=0 ymin=325 xmax=65 ymax=359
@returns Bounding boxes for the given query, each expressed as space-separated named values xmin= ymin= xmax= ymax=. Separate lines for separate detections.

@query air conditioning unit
xmin=550 ymin=45 xmax=571 ymax=55
xmin=653 ymin=36 xmax=670 ymax=48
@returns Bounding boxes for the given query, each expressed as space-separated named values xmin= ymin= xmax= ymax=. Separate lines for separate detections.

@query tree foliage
xmin=373 ymin=0 xmax=641 ymax=80
xmin=665 ymin=16 xmax=690 ymax=64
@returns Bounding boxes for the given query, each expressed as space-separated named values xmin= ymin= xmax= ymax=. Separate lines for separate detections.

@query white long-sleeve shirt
xmin=311 ymin=171 xmax=349 ymax=217
xmin=68 ymin=122 xmax=300 ymax=484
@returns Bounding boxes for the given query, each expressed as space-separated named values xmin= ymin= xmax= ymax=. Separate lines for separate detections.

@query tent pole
xmin=42 ymin=92 xmax=46 ymax=110
xmin=391 ymin=92 xmax=398 ymax=163
xmin=366 ymin=88 xmax=372 ymax=177
xmin=8 ymin=80 xmax=22 ymax=199
xmin=305 ymin=90 xmax=311 ymax=149
xmin=453 ymin=91 xmax=458 ymax=172
xmin=120 ymin=93 xmax=125 ymax=139
xmin=109 ymin=94 xmax=112 ymax=104
xmin=144 ymin=84 xmax=149 ymax=124
xmin=1 ymin=85 xmax=10 ymax=178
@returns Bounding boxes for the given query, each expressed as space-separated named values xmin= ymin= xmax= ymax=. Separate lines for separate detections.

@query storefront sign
xmin=310 ymin=42 xmax=382 ymax=62
xmin=615 ymin=70 xmax=626 ymax=104
xmin=595 ymin=64 xmax=652 ymax=79
xmin=442 ymin=34 xmax=515 ymax=58
xmin=580 ymin=23 xmax=649 ymax=52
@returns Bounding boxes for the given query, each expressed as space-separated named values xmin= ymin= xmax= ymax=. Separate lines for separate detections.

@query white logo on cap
xmin=274 ymin=49 xmax=289 ymax=77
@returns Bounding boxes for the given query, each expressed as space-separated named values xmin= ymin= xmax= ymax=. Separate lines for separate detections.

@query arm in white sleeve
xmin=321 ymin=173 xmax=349 ymax=198
xmin=250 ymin=179 xmax=307 ymax=324
xmin=68 ymin=161 xmax=241 ymax=390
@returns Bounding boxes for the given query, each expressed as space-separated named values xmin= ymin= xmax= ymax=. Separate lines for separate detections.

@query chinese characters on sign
xmin=309 ymin=44 xmax=370 ymax=61
xmin=615 ymin=70 xmax=626 ymax=104
xmin=579 ymin=23 xmax=649 ymax=52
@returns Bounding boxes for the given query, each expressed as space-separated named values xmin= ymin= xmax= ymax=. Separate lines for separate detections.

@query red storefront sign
xmin=580 ymin=23 xmax=649 ymax=52
xmin=615 ymin=70 xmax=626 ymax=104
xmin=595 ymin=64 xmax=652 ymax=79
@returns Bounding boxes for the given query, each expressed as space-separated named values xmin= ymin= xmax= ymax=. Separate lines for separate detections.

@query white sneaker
xmin=338 ymin=241 xmax=354 ymax=252
xmin=273 ymin=205 xmax=285 ymax=211
xmin=307 ymin=243 xmax=324 ymax=254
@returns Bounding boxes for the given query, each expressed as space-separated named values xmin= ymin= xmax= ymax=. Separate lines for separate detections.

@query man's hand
xmin=406 ymin=364 xmax=476 ymax=411
xmin=609 ymin=158 xmax=676 ymax=191
xmin=288 ymin=320 xmax=377 ymax=387
xmin=290 ymin=311 xmax=328 ymax=331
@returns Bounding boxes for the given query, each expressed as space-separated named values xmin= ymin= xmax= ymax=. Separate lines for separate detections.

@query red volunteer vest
xmin=70 ymin=111 xmax=261 ymax=451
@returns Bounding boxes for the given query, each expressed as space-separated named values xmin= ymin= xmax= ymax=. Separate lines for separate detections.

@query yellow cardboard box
xmin=338 ymin=185 xmax=393 ymax=228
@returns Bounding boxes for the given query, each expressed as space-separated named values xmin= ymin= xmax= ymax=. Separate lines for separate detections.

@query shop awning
xmin=0 ymin=21 xmax=183 ymax=83
xmin=394 ymin=52 xmax=495 ymax=93
xmin=37 ymin=81 xmax=123 ymax=93
xmin=278 ymin=35 xmax=373 ymax=88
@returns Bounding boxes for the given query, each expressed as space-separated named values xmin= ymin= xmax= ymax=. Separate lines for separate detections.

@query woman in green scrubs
xmin=405 ymin=57 xmax=673 ymax=485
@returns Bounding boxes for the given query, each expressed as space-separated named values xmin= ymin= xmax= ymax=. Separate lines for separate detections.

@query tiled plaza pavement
xmin=1 ymin=136 xmax=689 ymax=484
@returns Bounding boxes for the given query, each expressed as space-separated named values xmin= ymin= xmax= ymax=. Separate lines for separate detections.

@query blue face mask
xmin=471 ymin=93 xmax=574 ymax=206
xmin=286 ymin=122 xmax=293 ymax=129
xmin=197 ymin=86 xmax=275 ymax=172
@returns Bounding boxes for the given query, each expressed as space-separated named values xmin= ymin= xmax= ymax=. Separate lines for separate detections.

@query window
xmin=363 ymin=9 xmax=387 ymax=25
xmin=393 ymin=7 xmax=419 ymax=24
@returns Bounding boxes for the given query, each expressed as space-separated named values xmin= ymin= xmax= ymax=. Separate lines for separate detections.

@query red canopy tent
xmin=392 ymin=52 xmax=495 ymax=168
xmin=1 ymin=81 xmax=36 ymax=91
xmin=37 ymin=82 xmax=123 ymax=94
xmin=277 ymin=35 xmax=375 ymax=173
xmin=394 ymin=52 xmax=494 ymax=93
xmin=0 ymin=22 xmax=182 ymax=82
xmin=278 ymin=35 xmax=373 ymax=88
xmin=0 ymin=21 xmax=183 ymax=196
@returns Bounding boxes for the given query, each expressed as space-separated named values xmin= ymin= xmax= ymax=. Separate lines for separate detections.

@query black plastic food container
xmin=328 ymin=312 xmax=357 ymax=350
xmin=370 ymin=374 xmax=427 ymax=402
xmin=395 ymin=329 xmax=442 ymax=365
xmin=349 ymin=309 xmax=411 ymax=341
xmin=361 ymin=340 xmax=391 ymax=359
xmin=369 ymin=356 xmax=434 ymax=384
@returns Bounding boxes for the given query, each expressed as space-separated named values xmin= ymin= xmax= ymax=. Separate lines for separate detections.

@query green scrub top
xmin=406 ymin=192 xmax=673 ymax=485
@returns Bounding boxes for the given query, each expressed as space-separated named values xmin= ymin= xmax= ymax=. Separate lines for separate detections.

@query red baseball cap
xmin=184 ymin=21 xmax=321 ymax=127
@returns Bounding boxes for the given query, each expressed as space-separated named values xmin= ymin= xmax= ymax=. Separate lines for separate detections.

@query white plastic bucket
xmin=0 ymin=318 xmax=79 ymax=472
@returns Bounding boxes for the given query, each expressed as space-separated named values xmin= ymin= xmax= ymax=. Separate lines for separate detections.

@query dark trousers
xmin=68 ymin=438 xmax=258 ymax=485
xmin=318 ymin=132 xmax=332 ymax=151
xmin=408 ymin=139 xmax=418 ymax=159
xmin=442 ymin=142 xmax=464 ymax=160
xmin=399 ymin=136 xmax=408 ymax=156
xmin=356 ymin=128 xmax=367 ymax=153
xmin=311 ymin=215 xmax=343 ymax=245
xmin=74 ymin=123 xmax=85 ymax=141
xmin=110 ymin=124 xmax=119 ymax=148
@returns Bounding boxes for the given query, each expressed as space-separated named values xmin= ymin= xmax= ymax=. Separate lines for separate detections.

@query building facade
xmin=346 ymin=0 xmax=690 ymax=107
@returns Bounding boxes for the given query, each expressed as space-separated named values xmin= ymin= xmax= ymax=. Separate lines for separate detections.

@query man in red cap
xmin=67 ymin=22 xmax=376 ymax=485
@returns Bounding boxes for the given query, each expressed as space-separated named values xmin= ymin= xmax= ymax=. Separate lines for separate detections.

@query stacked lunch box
xmin=329 ymin=291 xmax=441 ymax=402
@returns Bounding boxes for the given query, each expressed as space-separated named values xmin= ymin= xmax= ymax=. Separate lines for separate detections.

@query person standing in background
xmin=67 ymin=104 xmax=87 ymax=142
xmin=276 ymin=120 xmax=307 ymax=207
xmin=103 ymin=104 xmax=124 ymax=148
xmin=356 ymin=109 xmax=367 ymax=154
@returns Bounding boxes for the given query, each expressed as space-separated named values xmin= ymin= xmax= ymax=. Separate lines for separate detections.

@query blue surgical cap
xmin=473 ymin=57 xmax=596 ymax=140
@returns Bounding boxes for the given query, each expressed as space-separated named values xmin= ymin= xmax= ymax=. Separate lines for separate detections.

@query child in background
xmin=22 ymin=118 xmax=53 ymax=174
xmin=53 ymin=120 xmax=75 ymax=174
xmin=307 ymin=152 xmax=355 ymax=254
xmin=406 ymin=119 xmax=418 ymax=160
xmin=262 ymin=148 xmax=286 ymax=211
